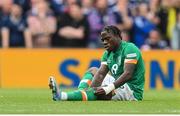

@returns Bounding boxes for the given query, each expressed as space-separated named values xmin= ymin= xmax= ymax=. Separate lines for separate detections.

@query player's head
xmin=100 ymin=25 xmax=122 ymax=51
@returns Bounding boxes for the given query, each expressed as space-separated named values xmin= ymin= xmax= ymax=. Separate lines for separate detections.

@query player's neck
xmin=112 ymin=45 xmax=119 ymax=53
xmin=112 ymin=40 xmax=121 ymax=53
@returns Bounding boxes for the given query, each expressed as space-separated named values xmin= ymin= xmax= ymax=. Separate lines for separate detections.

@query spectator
xmin=0 ymin=8 xmax=2 ymax=47
xmin=49 ymin=0 xmax=64 ymax=16
xmin=141 ymin=29 xmax=168 ymax=50
xmin=107 ymin=0 xmax=117 ymax=8
xmin=148 ymin=0 xmax=160 ymax=25
xmin=0 ymin=4 xmax=3 ymax=47
xmin=171 ymin=11 xmax=180 ymax=50
xmin=132 ymin=3 xmax=155 ymax=48
xmin=52 ymin=2 xmax=89 ymax=48
xmin=63 ymin=0 xmax=78 ymax=13
xmin=87 ymin=0 xmax=123 ymax=48
xmin=112 ymin=0 xmax=132 ymax=30
xmin=27 ymin=0 xmax=56 ymax=48
xmin=156 ymin=0 xmax=179 ymax=45
xmin=1 ymin=3 xmax=32 ymax=48
xmin=121 ymin=31 xmax=130 ymax=42
xmin=49 ymin=0 xmax=79 ymax=16
xmin=0 ymin=0 xmax=179 ymax=49
xmin=112 ymin=0 xmax=133 ymax=42
xmin=81 ymin=0 xmax=94 ymax=16
xmin=0 ymin=0 xmax=13 ymax=17
xmin=13 ymin=0 xmax=31 ymax=15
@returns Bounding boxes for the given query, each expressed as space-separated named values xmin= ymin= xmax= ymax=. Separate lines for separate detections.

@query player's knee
xmin=87 ymin=67 xmax=98 ymax=76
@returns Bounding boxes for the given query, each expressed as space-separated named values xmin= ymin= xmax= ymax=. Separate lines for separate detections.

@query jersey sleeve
xmin=100 ymin=51 xmax=108 ymax=65
xmin=124 ymin=44 xmax=140 ymax=64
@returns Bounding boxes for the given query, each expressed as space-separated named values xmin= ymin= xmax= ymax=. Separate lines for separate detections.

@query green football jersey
xmin=101 ymin=41 xmax=145 ymax=100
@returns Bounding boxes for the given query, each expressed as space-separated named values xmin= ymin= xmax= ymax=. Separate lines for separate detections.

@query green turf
xmin=0 ymin=88 xmax=180 ymax=114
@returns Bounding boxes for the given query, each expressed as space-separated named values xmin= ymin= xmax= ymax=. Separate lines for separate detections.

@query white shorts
xmin=101 ymin=74 xmax=137 ymax=101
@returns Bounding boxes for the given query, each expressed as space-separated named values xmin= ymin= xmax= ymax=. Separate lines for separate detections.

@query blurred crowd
xmin=0 ymin=0 xmax=180 ymax=50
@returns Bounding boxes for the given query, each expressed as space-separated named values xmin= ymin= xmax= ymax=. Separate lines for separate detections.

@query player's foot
xmin=48 ymin=76 xmax=61 ymax=101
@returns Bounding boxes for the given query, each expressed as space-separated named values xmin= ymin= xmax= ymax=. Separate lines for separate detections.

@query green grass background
xmin=0 ymin=88 xmax=180 ymax=114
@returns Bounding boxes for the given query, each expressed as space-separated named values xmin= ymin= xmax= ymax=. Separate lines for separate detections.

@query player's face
xmin=100 ymin=31 xmax=117 ymax=51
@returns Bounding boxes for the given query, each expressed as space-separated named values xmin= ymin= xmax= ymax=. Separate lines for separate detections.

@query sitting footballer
xmin=49 ymin=25 xmax=145 ymax=101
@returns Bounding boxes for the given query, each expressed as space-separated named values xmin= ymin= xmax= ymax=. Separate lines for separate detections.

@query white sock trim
xmin=80 ymin=79 xmax=89 ymax=84
xmin=61 ymin=92 xmax=68 ymax=100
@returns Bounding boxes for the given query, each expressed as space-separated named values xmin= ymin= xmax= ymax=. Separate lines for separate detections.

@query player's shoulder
xmin=126 ymin=41 xmax=137 ymax=48
xmin=123 ymin=41 xmax=139 ymax=51
xmin=101 ymin=50 xmax=109 ymax=58
xmin=102 ymin=50 xmax=108 ymax=55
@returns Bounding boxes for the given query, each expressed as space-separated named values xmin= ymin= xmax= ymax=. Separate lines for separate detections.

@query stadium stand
xmin=0 ymin=0 xmax=179 ymax=49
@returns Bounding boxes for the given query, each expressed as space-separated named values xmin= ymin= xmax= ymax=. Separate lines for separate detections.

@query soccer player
xmin=49 ymin=25 xmax=145 ymax=101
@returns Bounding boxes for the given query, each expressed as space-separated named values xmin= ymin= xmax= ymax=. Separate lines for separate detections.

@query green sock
xmin=78 ymin=71 xmax=93 ymax=90
xmin=60 ymin=88 xmax=97 ymax=101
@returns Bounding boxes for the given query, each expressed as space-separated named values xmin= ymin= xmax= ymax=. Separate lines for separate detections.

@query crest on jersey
xmin=107 ymin=59 xmax=111 ymax=64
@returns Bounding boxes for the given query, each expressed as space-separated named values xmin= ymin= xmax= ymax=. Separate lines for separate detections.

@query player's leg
xmin=112 ymin=83 xmax=137 ymax=101
xmin=78 ymin=67 xmax=98 ymax=90
xmin=60 ymin=88 xmax=97 ymax=101
xmin=101 ymin=74 xmax=137 ymax=101
xmin=49 ymin=76 xmax=97 ymax=101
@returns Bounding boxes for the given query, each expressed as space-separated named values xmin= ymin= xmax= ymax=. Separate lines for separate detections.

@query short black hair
xmin=102 ymin=25 xmax=122 ymax=39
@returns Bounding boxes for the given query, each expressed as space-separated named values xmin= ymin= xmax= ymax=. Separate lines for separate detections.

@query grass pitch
xmin=0 ymin=88 xmax=180 ymax=114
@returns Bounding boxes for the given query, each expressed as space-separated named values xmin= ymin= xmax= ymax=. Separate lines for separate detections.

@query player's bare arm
xmin=91 ymin=64 xmax=109 ymax=87
xmin=114 ymin=63 xmax=135 ymax=88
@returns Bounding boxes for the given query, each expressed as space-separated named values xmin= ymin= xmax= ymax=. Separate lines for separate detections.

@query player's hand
xmin=94 ymin=87 xmax=113 ymax=100
xmin=94 ymin=87 xmax=106 ymax=95
xmin=94 ymin=83 xmax=115 ymax=96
